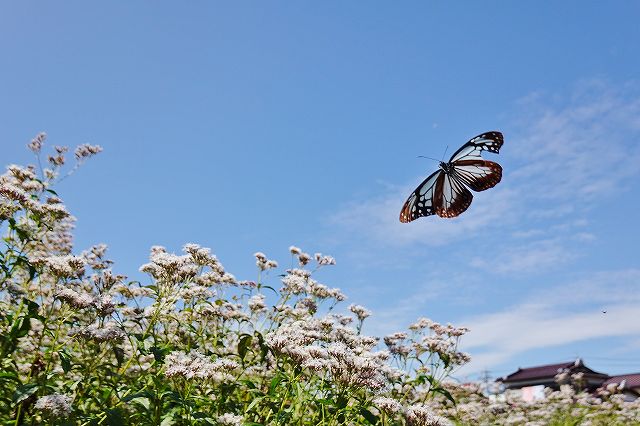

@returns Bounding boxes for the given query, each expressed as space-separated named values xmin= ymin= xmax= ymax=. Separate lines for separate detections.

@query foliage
xmin=0 ymin=135 xmax=464 ymax=425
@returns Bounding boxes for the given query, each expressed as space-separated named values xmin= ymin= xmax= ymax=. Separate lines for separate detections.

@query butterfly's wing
xmin=448 ymin=131 xmax=503 ymax=163
xmin=451 ymin=159 xmax=502 ymax=192
xmin=400 ymin=170 xmax=441 ymax=223
xmin=400 ymin=169 xmax=473 ymax=221
xmin=448 ymin=131 xmax=503 ymax=192
xmin=434 ymin=172 xmax=473 ymax=218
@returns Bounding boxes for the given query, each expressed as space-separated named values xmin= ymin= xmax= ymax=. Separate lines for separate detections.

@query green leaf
xmin=160 ymin=416 xmax=176 ymax=426
xmin=127 ymin=396 xmax=151 ymax=410
xmin=440 ymin=352 xmax=451 ymax=368
xmin=254 ymin=331 xmax=269 ymax=361
xmin=25 ymin=263 xmax=37 ymax=281
xmin=245 ymin=395 xmax=265 ymax=412
xmin=360 ymin=407 xmax=379 ymax=425
xmin=59 ymin=350 xmax=72 ymax=372
xmin=336 ymin=395 xmax=348 ymax=410
xmin=269 ymin=373 xmax=285 ymax=395
xmin=191 ymin=412 xmax=215 ymax=423
xmin=434 ymin=386 xmax=456 ymax=406
xmin=238 ymin=334 xmax=252 ymax=361
xmin=12 ymin=383 xmax=38 ymax=404
xmin=113 ymin=346 xmax=125 ymax=365
xmin=261 ymin=285 xmax=279 ymax=296
xmin=151 ymin=345 xmax=168 ymax=362
xmin=24 ymin=298 xmax=41 ymax=318
xmin=0 ymin=372 xmax=20 ymax=383
xmin=106 ymin=408 xmax=126 ymax=426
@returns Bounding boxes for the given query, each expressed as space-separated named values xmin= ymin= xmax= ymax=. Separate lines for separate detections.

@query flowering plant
xmin=0 ymin=135 xmax=468 ymax=425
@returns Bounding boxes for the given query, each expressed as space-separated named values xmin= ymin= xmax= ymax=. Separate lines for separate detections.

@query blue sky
xmin=2 ymin=2 xmax=640 ymax=381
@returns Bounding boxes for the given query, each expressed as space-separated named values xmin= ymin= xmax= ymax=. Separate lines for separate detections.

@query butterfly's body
xmin=400 ymin=131 xmax=503 ymax=222
xmin=439 ymin=161 xmax=453 ymax=174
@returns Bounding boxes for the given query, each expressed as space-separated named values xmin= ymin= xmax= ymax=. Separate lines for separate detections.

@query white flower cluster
xmin=248 ymin=294 xmax=266 ymax=312
xmin=164 ymin=350 xmax=239 ymax=382
xmin=349 ymin=304 xmax=372 ymax=321
xmin=407 ymin=404 xmax=452 ymax=426
xmin=254 ymin=252 xmax=278 ymax=271
xmin=314 ymin=252 xmax=336 ymax=266
xmin=34 ymin=393 xmax=73 ymax=417
xmin=73 ymin=322 xmax=125 ymax=342
xmin=217 ymin=413 xmax=243 ymax=426
xmin=289 ymin=245 xmax=312 ymax=266
xmin=82 ymin=244 xmax=114 ymax=270
xmin=139 ymin=244 xmax=235 ymax=286
xmin=55 ymin=286 xmax=115 ymax=316
xmin=265 ymin=317 xmax=399 ymax=391
xmin=32 ymin=255 xmax=86 ymax=279
xmin=199 ymin=301 xmax=250 ymax=321
xmin=74 ymin=143 xmax=103 ymax=161
xmin=385 ymin=318 xmax=471 ymax=367
xmin=27 ymin=132 xmax=47 ymax=153
xmin=281 ymin=268 xmax=345 ymax=301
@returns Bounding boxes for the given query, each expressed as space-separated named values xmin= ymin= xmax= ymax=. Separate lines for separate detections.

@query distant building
xmin=496 ymin=358 xmax=639 ymax=402
xmin=602 ymin=373 xmax=640 ymax=401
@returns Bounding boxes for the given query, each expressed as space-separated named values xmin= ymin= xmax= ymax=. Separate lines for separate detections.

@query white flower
xmin=35 ymin=255 xmax=86 ymax=279
xmin=217 ymin=413 xmax=243 ymax=426
xmin=28 ymin=132 xmax=47 ymax=153
xmin=407 ymin=404 xmax=451 ymax=425
xmin=349 ymin=304 xmax=372 ymax=321
xmin=248 ymin=294 xmax=267 ymax=312
xmin=374 ymin=396 xmax=403 ymax=414
xmin=314 ymin=252 xmax=336 ymax=265
xmin=34 ymin=394 xmax=72 ymax=417
xmin=289 ymin=245 xmax=302 ymax=255
xmin=164 ymin=350 xmax=238 ymax=381
xmin=74 ymin=322 xmax=125 ymax=342
xmin=74 ymin=143 xmax=103 ymax=160
xmin=255 ymin=252 xmax=277 ymax=271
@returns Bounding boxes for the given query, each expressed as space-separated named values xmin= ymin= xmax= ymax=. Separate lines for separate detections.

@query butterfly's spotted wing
xmin=400 ymin=131 xmax=503 ymax=222
xmin=449 ymin=131 xmax=503 ymax=191
xmin=449 ymin=131 xmax=503 ymax=162
xmin=399 ymin=170 xmax=441 ymax=223
xmin=399 ymin=169 xmax=474 ymax=222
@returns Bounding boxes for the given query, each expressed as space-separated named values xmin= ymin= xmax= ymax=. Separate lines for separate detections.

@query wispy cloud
xmin=457 ymin=268 xmax=640 ymax=375
xmin=330 ymin=80 xmax=640 ymax=249
xmin=329 ymin=184 xmax=517 ymax=248
xmin=469 ymin=238 xmax=580 ymax=274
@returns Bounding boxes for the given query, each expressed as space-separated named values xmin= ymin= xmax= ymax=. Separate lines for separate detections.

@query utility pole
xmin=479 ymin=369 xmax=493 ymax=395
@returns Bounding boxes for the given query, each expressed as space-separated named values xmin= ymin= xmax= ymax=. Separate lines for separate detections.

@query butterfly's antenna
xmin=417 ymin=155 xmax=439 ymax=162
xmin=441 ymin=145 xmax=449 ymax=162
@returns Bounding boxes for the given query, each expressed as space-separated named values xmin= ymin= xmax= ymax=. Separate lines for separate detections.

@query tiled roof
xmin=603 ymin=373 xmax=640 ymax=389
xmin=500 ymin=361 xmax=575 ymax=382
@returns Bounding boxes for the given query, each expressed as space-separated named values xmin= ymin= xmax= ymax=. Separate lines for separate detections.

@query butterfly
xmin=399 ymin=131 xmax=504 ymax=222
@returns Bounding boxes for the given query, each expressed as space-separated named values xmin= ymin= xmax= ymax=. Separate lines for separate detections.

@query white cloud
xmin=329 ymin=184 xmax=517 ymax=248
xmin=470 ymin=238 xmax=578 ymax=274
xmin=456 ymin=269 xmax=640 ymax=375
xmin=509 ymin=80 xmax=640 ymax=207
